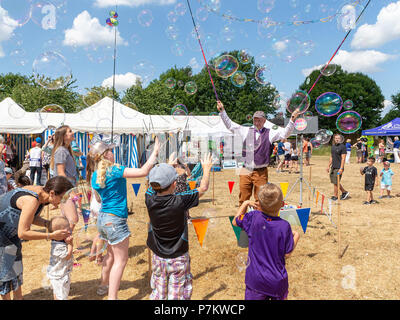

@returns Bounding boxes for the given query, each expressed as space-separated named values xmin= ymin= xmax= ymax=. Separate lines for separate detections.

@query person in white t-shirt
xmin=283 ymin=140 xmax=291 ymax=169
xmin=28 ymin=141 xmax=43 ymax=185
xmin=289 ymin=142 xmax=299 ymax=174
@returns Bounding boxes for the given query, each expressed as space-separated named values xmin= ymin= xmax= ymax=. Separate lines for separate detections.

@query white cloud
xmin=94 ymin=0 xmax=176 ymax=7
xmin=0 ymin=7 xmax=18 ymax=58
xmin=351 ymin=1 xmax=400 ymax=49
xmin=63 ymin=11 xmax=127 ymax=48
xmin=102 ymin=72 xmax=141 ymax=91
xmin=302 ymin=49 xmax=397 ymax=76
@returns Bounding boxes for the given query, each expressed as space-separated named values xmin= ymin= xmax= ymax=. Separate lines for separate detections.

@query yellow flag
xmin=280 ymin=182 xmax=289 ymax=198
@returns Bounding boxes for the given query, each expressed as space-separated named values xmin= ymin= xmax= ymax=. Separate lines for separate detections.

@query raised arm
xmin=217 ymin=101 xmax=248 ymax=138
xmin=123 ymin=137 xmax=160 ymax=178
xmin=268 ymin=109 xmax=301 ymax=143
xmin=196 ymin=153 xmax=213 ymax=198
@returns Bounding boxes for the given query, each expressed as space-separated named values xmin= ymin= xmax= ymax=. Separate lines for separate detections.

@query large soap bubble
xmin=336 ymin=111 xmax=362 ymax=134
xmin=1 ymin=0 xmax=32 ymax=27
xmin=286 ymin=90 xmax=310 ymax=114
xmin=39 ymin=104 xmax=65 ymax=129
xmin=172 ymin=104 xmax=188 ymax=122
xmin=214 ymin=54 xmax=239 ymax=78
xmin=33 ymin=51 xmax=72 ymax=90
xmin=230 ymin=71 xmax=247 ymax=88
xmin=315 ymin=92 xmax=343 ymax=117
xmin=254 ymin=66 xmax=271 ymax=85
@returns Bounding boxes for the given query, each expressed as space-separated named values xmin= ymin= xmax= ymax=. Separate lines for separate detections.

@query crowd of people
xmin=1 ymin=110 xmax=400 ymax=301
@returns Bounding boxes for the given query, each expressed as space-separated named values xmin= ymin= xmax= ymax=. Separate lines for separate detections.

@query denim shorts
xmin=97 ymin=212 xmax=130 ymax=246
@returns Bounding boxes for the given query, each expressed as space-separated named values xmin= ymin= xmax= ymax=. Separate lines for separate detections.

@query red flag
xmin=228 ymin=181 xmax=235 ymax=194
xmin=321 ymin=194 xmax=325 ymax=214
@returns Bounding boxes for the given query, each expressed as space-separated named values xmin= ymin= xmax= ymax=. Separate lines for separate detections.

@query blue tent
xmin=362 ymin=118 xmax=400 ymax=136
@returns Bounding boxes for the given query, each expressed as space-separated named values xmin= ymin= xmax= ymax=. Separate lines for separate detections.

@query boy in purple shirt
xmin=233 ymin=183 xmax=300 ymax=300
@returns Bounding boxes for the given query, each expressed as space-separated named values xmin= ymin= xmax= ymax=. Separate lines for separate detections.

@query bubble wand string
xmin=185 ymin=0 xmax=219 ymax=102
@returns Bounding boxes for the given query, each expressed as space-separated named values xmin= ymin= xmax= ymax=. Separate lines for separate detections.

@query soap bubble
xmin=132 ymin=60 xmax=156 ymax=86
xmin=165 ymin=25 xmax=179 ymax=40
xmin=167 ymin=10 xmax=178 ymax=23
xmin=8 ymin=102 xmax=26 ymax=119
xmin=343 ymin=100 xmax=353 ymax=110
xmin=33 ymin=51 xmax=72 ymax=90
xmin=10 ymin=48 xmax=29 ymax=66
xmin=273 ymin=36 xmax=300 ymax=63
xmin=1 ymin=0 xmax=32 ymax=27
xmin=203 ymin=0 xmax=221 ymax=12
xmin=315 ymin=92 xmax=343 ymax=117
xmin=204 ymin=33 xmax=220 ymax=57
xmin=320 ymin=63 xmax=337 ymax=77
xmin=337 ymin=3 xmax=364 ymax=32
xmin=336 ymin=111 xmax=362 ymax=134
xmin=138 ymin=9 xmax=153 ymax=27
xmin=286 ymin=90 xmax=310 ymax=114
xmin=39 ymin=104 xmax=65 ymax=129
xmin=174 ymin=2 xmax=186 ymax=16
xmin=257 ymin=17 xmax=277 ymax=39
xmin=214 ymin=54 xmax=239 ymax=78
xmin=171 ymin=41 xmax=185 ymax=56
xmin=231 ymin=71 xmax=247 ymax=88
xmin=220 ymin=25 xmax=235 ymax=43
xmin=237 ymin=49 xmax=252 ymax=64
xmin=31 ymin=1 xmax=57 ymax=30
xmin=236 ymin=252 xmax=250 ymax=272
xmin=165 ymin=78 xmax=176 ymax=89
xmin=172 ymin=104 xmax=188 ymax=122
xmin=196 ymin=7 xmax=209 ymax=21
xmin=255 ymin=66 xmax=271 ymax=85
xmin=177 ymin=80 xmax=184 ymax=87
xmin=310 ymin=138 xmax=321 ymax=149
xmin=304 ymin=111 xmax=313 ymax=118
xmin=75 ymin=224 xmax=107 ymax=258
xmin=294 ymin=118 xmax=307 ymax=131
xmin=257 ymin=0 xmax=275 ymax=13
xmin=184 ymin=81 xmax=197 ymax=95
xmin=314 ymin=129 xmax=333 ymax=144
xmin=121 ymin=102 xmax=139 ymax=119
xmin=203 ymin=208 xmax=218 ymax=229
xmin=130 ymin=33 xmax=141 ymax=46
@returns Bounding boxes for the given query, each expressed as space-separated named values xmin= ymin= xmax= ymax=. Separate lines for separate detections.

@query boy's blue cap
xmin=148 ymin=163 xmax=178 ymax=189
xmin=35 ymin=137 xmax=42 ymax=143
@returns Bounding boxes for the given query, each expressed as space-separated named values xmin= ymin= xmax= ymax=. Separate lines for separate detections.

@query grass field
xmin=20 ymin=155 xmax=400 ymax=300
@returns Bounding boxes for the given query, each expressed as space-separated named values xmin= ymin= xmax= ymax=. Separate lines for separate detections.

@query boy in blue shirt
xmin=379 ymin=161 xmax=394 ymax=198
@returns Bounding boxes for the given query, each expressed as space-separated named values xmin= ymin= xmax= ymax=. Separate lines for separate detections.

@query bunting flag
xmin=228 ymin=181 xmax=235 ymax=194
xmin=132 ymin=184 xmax=141 ymax=196
xmin=188 ymin=181 xmax=197 ymax=190
xmin=316 ymin=191 xmax=320 ymax=206
xmin=296 ymin=208 xmax=311 ymax=233
xmin=192 ymin=218 xmax=209 ymax=247
xmin=279 ymin=207 xmax=311 ymax=233
xmin=228 ymin=216 xmax=242 ymax=242
xmin=280 ymin=182 xmax=289 ymax=198
xmin=321 ymin=194 xmax=325 ymax=214
xmin=81 ymin=209 xmax=91 ymax=224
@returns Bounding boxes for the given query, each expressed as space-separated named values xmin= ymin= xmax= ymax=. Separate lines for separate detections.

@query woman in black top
xmin=0 ymin=176 xmax=73 ymax=300
xmin=352 ymin=138 xmax=363 ymax=163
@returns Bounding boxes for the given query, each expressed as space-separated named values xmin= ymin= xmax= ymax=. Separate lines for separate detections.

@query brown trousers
xmin=238 ymin=167 xmax=269 ymax=206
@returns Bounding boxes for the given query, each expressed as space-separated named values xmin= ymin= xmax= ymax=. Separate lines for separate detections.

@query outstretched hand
xmin=153 ymin=137 xmax=160 ymax=155
xmin=168 ymin=152 xmax=178 ymax=165
xmin=200 ymin=153 xmax=214 ymax=171
xmin=291 ymin=108 xmax=301 ymax=121
xmin=216 ymin=100 xmax=224 ymax=112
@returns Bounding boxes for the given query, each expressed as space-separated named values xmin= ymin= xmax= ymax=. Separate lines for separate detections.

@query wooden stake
xmin=308 ymin=166 xmax=312 ymax=207
xmin=337 ymin=174 xmax=341 ymax=258
xmin=212 ymin=169 xmax=215 ymax=205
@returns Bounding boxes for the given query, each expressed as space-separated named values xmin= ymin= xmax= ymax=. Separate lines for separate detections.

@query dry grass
xmin=20 ymin=156 xmax=400 ymax=300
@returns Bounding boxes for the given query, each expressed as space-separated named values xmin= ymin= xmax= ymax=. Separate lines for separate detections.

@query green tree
xmin=296 ymin=65 xmax=385 ymax=132
xmin=381 ymin=92 xmax=400 ymax=124
xmin=0 ymin=73 xmax=81 ymax=113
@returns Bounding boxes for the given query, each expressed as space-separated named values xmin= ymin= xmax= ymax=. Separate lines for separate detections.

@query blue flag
xmin=296 ymin=208 xmax=311 ymax=233
xmin=132 ymin=183 xmax=141 ymax=196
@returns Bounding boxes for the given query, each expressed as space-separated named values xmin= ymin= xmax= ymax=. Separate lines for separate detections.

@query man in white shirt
xmin=28 ymin=141 xmax=43 ymax=185
xmin=283 ymin=139 xmax=292 ymax=169
xmin=216 ymin=101 xmax=299 ymax=205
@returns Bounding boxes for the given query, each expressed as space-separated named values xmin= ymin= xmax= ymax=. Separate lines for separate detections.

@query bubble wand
xmin=185 ymin=0 xmax=219 ymax=102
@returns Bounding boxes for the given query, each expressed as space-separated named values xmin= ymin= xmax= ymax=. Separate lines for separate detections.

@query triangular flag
xmin=316 ymin=191 xmax=320 ymax=205
xmin=229 ymin=216 xmax=242 ymax=242
xmin=192 ymin=219 xmax=209 ymax=247
xmin=280 ymin=182 xmax=289 ymax=198
xmin=279 ymin=209 xmax=301 ymax=226
xmin=238 ymin=230 xmax=249 ymax=248
xmin=81 ymin=209 xmax=91 ymax=223
xmin=228 ymin=181 xmax=235 ymax=194
xmin=296 ymin=208 xmax=311 ymax=233
xmin=132 ymin=184 xmax=141 ymax=196
xmin=188 ymin=181 xmax=196 ymax=190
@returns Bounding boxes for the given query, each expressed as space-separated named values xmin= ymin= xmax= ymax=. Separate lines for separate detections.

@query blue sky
xmin=0 ymin=0 xmax=399 ymax=116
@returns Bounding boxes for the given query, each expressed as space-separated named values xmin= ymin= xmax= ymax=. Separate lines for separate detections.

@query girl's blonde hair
xmin=50 ymin=125 xmax=73 ymax=170
xmin=86 ymin=152 xmax=116 ymax=188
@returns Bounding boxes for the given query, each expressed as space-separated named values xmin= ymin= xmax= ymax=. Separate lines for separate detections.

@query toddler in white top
xmin=46 ymin=216 xmax=73 ymax=300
